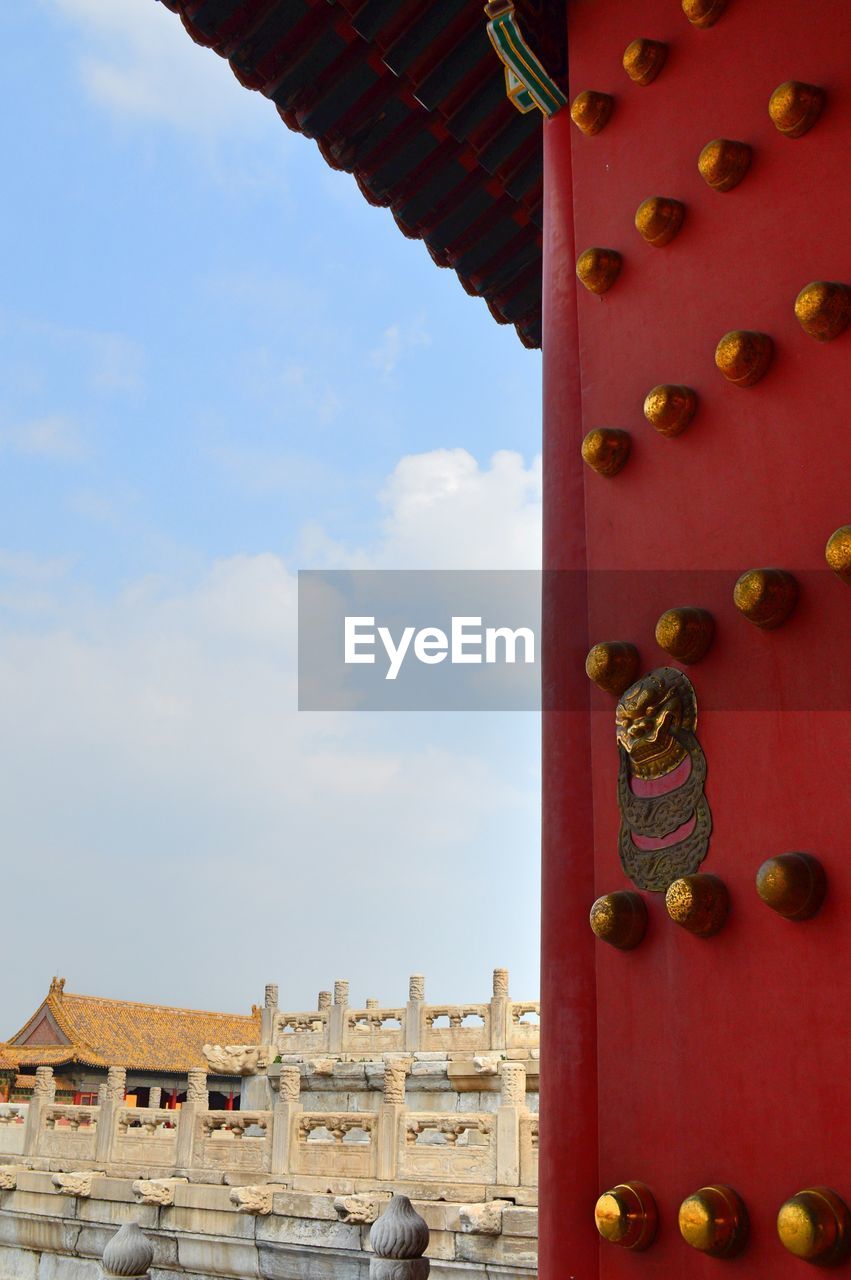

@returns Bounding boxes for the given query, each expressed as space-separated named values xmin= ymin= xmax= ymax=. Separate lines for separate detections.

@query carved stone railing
xmin=293 ymin=1112 xmax=376 ymax=1178
xmin=0 ymin=1106 xmax=26 ymax=1156
xmin=0 ymin=1062 xmax=536 ymax=1192
xmin=112 ymin=1108 xmax=178 ymax=1166
xmin=36 ymin=1105 xmax=99 ymax=1161
xmin=193 ymin=1111 xmax=272 ymax=1175
xmin=401 ymin=1113 xmax=496 ymax=1184
xmin=268 ymin=970 xmax=538 ymax=1055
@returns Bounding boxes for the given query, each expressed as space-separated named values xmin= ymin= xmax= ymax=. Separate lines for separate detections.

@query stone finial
xmin=33 ymin=1066 xmax=55 ymax=1100
xmin=264 ymin=983 xmax=279 ymax=1009
xmin=408 ymin=974 xmax=425 ymax=1002
xmin=318 ymin=991 xmax=332 ymax=1010
xmin=499 ymin=1061 xmax=526 ymax=1106
xmin=106 ymin=1067 xmax=127 ymax=1102
xmin=492 ymin=968 xmax=509 ymax=999
xmin=97 ymin=1083 xmax=108 ymax=1106
xmin=277 ymin=1066 xmax=301 ymax=1104
xmin=369 ymin=1195 xmax=430 ymax=1280
xmin=186 ymin=1069 xmax=208 ymax=1107
xmin=383 ymin=1062 xmax=408 ymax=1106
xmin=366 ymin=998 xmax=379 ymax=1010
xmin=102 ymin=1222 xmax=154 ymax=1278
xmin=148 ymin=1087 xmax=162 ymax=1110
xmin=334 ymin=981 xmax=349 ymax=1007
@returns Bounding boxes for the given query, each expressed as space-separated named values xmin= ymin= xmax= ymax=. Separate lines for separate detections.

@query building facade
xmin=2 ymin=977 xmax=260 ymax=1109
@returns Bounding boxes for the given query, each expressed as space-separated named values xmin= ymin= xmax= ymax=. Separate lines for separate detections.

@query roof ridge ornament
xmin=484 ymin=1 xmax=567 ymax=118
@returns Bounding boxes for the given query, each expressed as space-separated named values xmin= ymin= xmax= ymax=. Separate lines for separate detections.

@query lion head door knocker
xmin=616 ymin=667 xmax=712 ymax=892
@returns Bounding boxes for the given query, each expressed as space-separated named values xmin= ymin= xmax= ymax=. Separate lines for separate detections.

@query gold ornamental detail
xmin=589 ymin=892 xmax=648 ymax=951
xmin=698 ymin=139 xmax=751 ymax=192
xmin=595 ymin=1181 xmax=658 ymax=1250
xmin=635 ymin=197 xmax=686 ymax=247
xmin=616 ymin=668 xmax=712 ymax=892
xmin=733 ymin=568 xmax=798 ymax=629
xmin=679 ymin=1186 xmax=749 ymax=1257
xmin=655 ymin=607 xmax=715 ymax=664
xmin=769 ymin=81 xmax=825 ymax=138
xmin=794 ymin=281 xmax=851 ymax=342
xmin=581 ymin=428 xmax=631 ymax=477
xmin=569 ymin=90 xmax=613 ymax=136
xmin=576 ymin=247 xmax=623 ymax=295
xmin=715 ymin=330 xmax=773 ymax=387
xmin=777 ymin=1188 xmax=851 ymax=1266
xmin=622 ymin=39 xmax=667 ymax=86
xmin=756 ymin=852 xmax=827 ymax=921
xmin=682 ymin=0 xmax=727 ymax=28
xmin=826 ymin=526 xmax=851 ymax=584
xmin=666 ymin=873 xmax=729 ymax=936
xmin=643 ymin=384 xmax=697 ymax=436
xmin=586 ymin=642 xmax=640 ymax=696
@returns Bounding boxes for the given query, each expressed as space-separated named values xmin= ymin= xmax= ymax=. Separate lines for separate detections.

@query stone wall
xmin=0 ymin=1172 xmax=537 ymax=1280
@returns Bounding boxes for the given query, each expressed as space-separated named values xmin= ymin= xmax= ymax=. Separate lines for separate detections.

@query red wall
xmin=542 ymin=1 xmax=851 ymax=1276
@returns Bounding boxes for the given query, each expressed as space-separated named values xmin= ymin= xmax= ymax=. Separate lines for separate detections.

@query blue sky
xmin=0 ymin=0 xmax=542 ymax=1030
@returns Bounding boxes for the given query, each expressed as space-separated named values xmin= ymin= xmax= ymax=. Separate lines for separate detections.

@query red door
xmin=540 ymin=1 xmax=851 ymax=1275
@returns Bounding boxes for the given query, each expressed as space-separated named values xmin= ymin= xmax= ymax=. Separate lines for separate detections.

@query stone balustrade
xmin=269 ymin=970 xmax=539 ymax=1055
xmin=1 ymin=1061 xmax=536 ymax=1192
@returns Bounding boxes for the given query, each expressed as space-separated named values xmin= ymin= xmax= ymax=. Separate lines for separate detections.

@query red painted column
xmin=226 ymin=1090 xmax=234 ymax=1111
xmin=539 ymin=104 xmax=599 ymax=1280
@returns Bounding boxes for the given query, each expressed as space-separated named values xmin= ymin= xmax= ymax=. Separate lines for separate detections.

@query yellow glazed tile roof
xmin=4 ymin=980 xmax=261 ymax=1074
xmin=13 ymin=1073 xmax=75 ymax=1092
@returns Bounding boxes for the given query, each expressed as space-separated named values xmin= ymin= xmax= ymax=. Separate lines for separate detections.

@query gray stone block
xmin=258 ymin=1241 xmax=368 ymax=1280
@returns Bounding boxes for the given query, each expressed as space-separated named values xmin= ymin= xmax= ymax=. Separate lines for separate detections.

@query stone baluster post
xmin=37 ymin=1066 xmax=57 ymax=1103
xmin=329 ymin=980 xmax=348 ymax=1052
xmin=376 ymin=1060 xmax=408 ymax=1181
xmin=186 ymin=1069 xmax=209 ymax=1110
xmin=496 ymin=1061 xmax=525 ymax=1186
xmin=23 ymin=1066 xmax=54 ymax=1157
xmin=490 ymin=967 xmax=510 ymax=1050
xmin=148 ymin=1086 xmax=162 ymax=1110
xmin=369 ymin=1195 xmax=430 ymax=1280
xmin=95 ymin=1067 xmax=126 ymax=1165
xmin=270 ymin=1066 xmax=301 ymax=1179
xmin=366 ymin=998 xmax=379 ymax=1010
xmin=261 ymin=982 xmax=279 ymax=1043
xmin=101 ymin=1222 xmax=154 ymax=1280
xmin=318 ymin=991 xmax=331 ymax=1011
xmin=174 ymin=1069 xmax=206 ymax=1172
xmin=405 ymin=974 xmax=424 ymax=1052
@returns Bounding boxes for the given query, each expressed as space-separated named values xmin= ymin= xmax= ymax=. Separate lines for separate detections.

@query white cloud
xmin=302 ymin=448 xmax=542 ymax=570
xmin=46 ymin=0 xmax=274 ymax=136
xmin=0 ymin=414 xmax=85 ymax=460
xmin=370 ymin=317 xmax=432 ymax=376
xmin=0 ymin=447 xmax=541 ymax=1024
